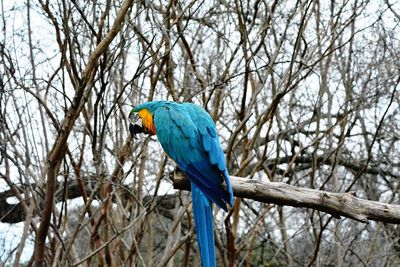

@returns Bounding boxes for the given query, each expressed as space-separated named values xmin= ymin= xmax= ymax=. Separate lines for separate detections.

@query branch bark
xmin=0 ymin=180 xmax=178 ymax=224
xmin=3 ymin=171 xmax=399 ymax=226
xmin=3 ymin=171 xmax=399 ymax=225
xmin=173 ymin=171 xmax=400 ymax=224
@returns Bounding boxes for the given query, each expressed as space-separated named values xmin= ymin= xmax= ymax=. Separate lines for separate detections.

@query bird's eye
xmin=129 ymin=112 xmax=140 ymax=124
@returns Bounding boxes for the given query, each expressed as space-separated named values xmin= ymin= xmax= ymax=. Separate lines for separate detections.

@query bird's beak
xmin=129 ymin=112 xmax=144 ymax=137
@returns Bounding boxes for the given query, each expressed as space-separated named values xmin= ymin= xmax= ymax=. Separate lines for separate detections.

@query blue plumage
xmin=191 ymin=183 xmax=216 ymax=267
xmin=132 ymin=101 xmax=234 ymax=267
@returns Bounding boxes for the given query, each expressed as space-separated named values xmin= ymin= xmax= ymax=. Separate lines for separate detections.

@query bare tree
xmin=0 ymin=0 xmax=399 ymax=266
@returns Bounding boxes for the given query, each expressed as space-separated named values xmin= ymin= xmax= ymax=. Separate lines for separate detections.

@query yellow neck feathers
xmin=138 ymin=109 xmax=156 ymax=135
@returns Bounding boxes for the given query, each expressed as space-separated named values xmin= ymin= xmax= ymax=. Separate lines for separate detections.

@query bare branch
xmin=173 ymin=171 xmax=400 ymax=224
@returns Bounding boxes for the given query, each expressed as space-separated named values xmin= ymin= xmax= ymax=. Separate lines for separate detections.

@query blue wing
xmin=154 ymin=102 xmax=234 ymax=210
xmin=153 ymin=102 xmax=233 ymax=267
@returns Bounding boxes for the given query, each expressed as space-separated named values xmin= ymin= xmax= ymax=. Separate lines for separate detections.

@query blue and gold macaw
xmin=129 ymin=101 xmax=234 ymax=267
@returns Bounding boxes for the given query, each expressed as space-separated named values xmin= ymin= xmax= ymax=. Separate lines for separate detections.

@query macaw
xmin=129 ymin=101 xmax=234 ymax=267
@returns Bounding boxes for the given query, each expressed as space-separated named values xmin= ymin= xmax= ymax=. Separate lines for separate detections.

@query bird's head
xmin=129 ymin=106 xmax=156 ymax=137
xmin=129 ymin=110 xmax=144 ymax=136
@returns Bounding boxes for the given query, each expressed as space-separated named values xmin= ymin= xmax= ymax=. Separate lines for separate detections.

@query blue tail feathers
xmin=191 ymin=183 xmax=216 ymax=267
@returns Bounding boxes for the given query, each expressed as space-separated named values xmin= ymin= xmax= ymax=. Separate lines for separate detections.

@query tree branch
xmin=0 ymin=180 xmax=178 ymax=224
xmin=32 ymin=1 xmax=134 ymax=266
xmin=172 ymin=171 xmax=400 ymax=224
xmin=2 ymin=171 xmax=399 ymax=225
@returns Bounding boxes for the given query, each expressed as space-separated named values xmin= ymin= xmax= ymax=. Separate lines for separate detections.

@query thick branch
xmin=172 ymin=171 xmax=400 ymax=224
xmin=0 ymin=180 xmax=178 ymax=224
xmin=3 ymin=172 xmax=399 ymax=225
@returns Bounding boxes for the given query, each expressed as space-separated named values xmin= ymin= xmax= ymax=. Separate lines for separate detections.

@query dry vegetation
xmin=0 ymin=0 xmax=399 ymax=266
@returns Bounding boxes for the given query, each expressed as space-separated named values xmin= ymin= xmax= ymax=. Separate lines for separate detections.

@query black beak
xmin=129 ymin=123 xmax=144 ymax=136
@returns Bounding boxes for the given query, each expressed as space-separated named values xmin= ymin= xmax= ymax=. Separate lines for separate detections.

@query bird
xmin=129 ymin=100 xmax=234 ymax=267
